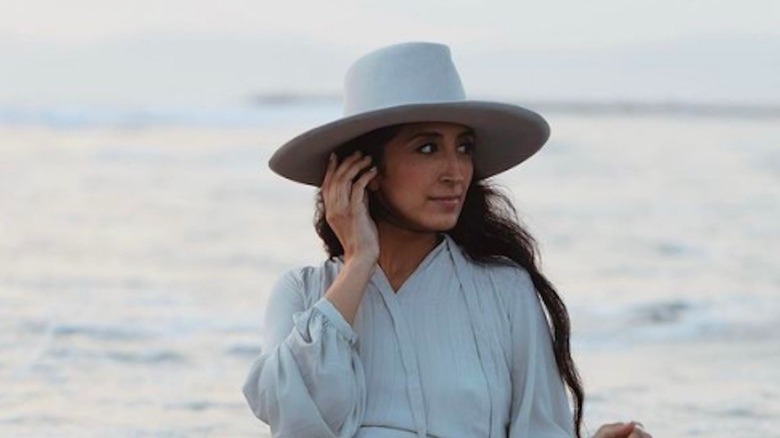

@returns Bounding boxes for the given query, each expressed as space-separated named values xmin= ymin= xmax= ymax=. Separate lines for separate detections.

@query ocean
xmin=1 ymin=102 xmax=778 ymax=437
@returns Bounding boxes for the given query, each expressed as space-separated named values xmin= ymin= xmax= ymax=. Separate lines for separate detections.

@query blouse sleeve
xmin=505 ymin=268 xmax=575 ymax=438
xmin=242 ymin=269 xmax=367 ymax=438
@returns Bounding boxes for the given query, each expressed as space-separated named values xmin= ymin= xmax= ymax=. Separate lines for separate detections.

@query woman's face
xmin=368 ymin=122 xmax=475 ymax=232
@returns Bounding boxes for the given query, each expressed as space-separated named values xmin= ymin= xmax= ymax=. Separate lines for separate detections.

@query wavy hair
xmin=314 ymin=124 xmax=584 ymax=437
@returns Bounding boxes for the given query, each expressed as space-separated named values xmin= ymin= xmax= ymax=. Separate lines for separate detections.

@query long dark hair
xmin=314 ymin=124 xmax=585 ymax=437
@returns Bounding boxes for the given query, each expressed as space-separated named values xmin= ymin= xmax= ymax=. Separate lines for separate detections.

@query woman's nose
xmin=439 ymin=153 xmax=466 ymax=183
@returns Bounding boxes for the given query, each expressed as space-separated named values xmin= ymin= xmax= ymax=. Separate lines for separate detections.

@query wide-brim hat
xmin=269 ymin=42 xmax=550 ymax=186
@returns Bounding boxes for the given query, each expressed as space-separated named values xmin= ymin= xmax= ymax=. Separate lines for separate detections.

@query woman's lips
xmin=429 ymin=196 xmax=462 ymax=209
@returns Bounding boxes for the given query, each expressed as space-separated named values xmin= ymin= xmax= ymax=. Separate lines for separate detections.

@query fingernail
xmin=329 ymin=153 xmax=335 ymax=162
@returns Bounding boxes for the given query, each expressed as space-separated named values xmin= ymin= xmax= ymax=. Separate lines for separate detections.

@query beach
xmin=1 ymin=108 xmax=778 ymax=437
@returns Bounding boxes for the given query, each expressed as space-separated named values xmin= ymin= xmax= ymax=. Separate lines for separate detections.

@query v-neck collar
xmin=367 ymin=236 xmax=449 ymax=438
xmin=371 ymin=235 xmax=448 ymax=297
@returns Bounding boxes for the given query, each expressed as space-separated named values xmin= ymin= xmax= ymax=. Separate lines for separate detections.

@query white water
xmin=1 ymin=104 xmax=778 ymax=436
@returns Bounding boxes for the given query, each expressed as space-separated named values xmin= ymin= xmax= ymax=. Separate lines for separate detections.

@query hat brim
xmin=268 ymin=100 xmax=550 ymax=186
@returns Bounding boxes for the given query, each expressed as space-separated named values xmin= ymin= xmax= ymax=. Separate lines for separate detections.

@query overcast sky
xmin=1 ymin=0 xmax=778 ymax=106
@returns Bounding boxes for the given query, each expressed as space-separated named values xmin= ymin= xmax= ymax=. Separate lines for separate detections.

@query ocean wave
xmin=574 ymin=297 xmax=780 ymax=348
xmin=47 ymin=322 xmax=154 ymax=342
xmin=46 ymin=345 xmax=187 ymax=364
xmin=224 ymin=343 xmax=261 ymax=358
xmin=163 ymin=400 xmax=244 ymax=412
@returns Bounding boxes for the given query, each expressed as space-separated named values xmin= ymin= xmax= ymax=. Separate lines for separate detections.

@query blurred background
xmin=1 ymin=1 xmax=778 ymax=436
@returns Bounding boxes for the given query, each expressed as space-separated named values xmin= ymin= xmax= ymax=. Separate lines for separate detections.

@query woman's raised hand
xmin=322 ymin=151 xmax=380 ymax=263
xmin=592 ymin=421 xmax=652 ymax=438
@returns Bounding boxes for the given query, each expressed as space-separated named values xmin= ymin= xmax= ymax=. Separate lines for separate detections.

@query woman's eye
xmin=458 ymin=141 xmax=475 ymax=155
xmin=418 ymin=143 xmax=436 ymax=154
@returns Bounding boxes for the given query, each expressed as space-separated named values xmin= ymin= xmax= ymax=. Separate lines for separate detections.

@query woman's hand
xmin=322 ymin=151 xmax=380 ymax=264
xmin=592 ymin=421 xmax=652 ymax=438
xmin=321 ymin=151 xmax=381 ymax=326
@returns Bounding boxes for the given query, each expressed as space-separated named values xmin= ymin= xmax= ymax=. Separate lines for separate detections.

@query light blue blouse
xmin=243 ymin=235 xmax=573 ymax=437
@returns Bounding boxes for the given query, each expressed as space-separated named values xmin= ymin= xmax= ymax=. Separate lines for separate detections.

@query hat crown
xmin=343 ymin=42 xmax=467 ymax=116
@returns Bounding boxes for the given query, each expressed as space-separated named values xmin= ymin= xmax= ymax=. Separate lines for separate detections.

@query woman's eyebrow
xmin=458 ymin=129 xmax=476 ymax=138
xmin=407 ymin=131 xmax=441 ymax=140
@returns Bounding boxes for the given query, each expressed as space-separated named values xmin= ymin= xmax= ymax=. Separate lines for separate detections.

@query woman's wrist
xmin=342 ymin=253 xmax=377 ymax=277
xmin=344 ymin=247 xmax=379 ymax=267
xmin=325 ymin=256 xmax=375 ymax=326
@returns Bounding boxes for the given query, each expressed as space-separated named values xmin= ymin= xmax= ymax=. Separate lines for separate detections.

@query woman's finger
xmin=324 ymin=153 xmax=360 ymax=208
xmin=321 ymin=153 xmax=337 ymax=188
xmin=628 ymin=422 xmax=652 ymax=438
xmin=331 ymin=159 xmax=372 ymax=212
xmin=324 ymin=153 xmax=371 ymax=218
xmin=338 ymin=155 xmax=373 ymax=187
xmin=593 ymin=422 xmax=636 ymax=438
xmin=322 ymin=154 xmax=340 ymax=203
xmin=350 ymin=166 xmax=377 ymax=206
xmin=332 ymin=151 xmax=365 ymax=181
xmin=326 ymin=153 xmax=370 ymax=206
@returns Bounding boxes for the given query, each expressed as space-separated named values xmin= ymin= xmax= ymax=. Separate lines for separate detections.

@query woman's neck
xmin=376 ymin=222 xmax=441 ymax=292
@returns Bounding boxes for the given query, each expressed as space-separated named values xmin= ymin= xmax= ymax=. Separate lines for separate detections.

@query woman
xmin=243 ymin=42 xmax=651 ymax=438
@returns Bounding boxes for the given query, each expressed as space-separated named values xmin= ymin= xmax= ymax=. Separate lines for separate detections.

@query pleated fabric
xmin=243 ymin=235 xmax=574 ymax=438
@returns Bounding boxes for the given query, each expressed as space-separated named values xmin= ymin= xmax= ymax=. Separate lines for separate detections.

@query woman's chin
xmin=420 ymin=214 xmax=460 ymax=232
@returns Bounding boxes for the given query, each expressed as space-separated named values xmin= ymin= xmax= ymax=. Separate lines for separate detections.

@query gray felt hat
xmin=269 ymin=41 xmax=550 ymax=186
